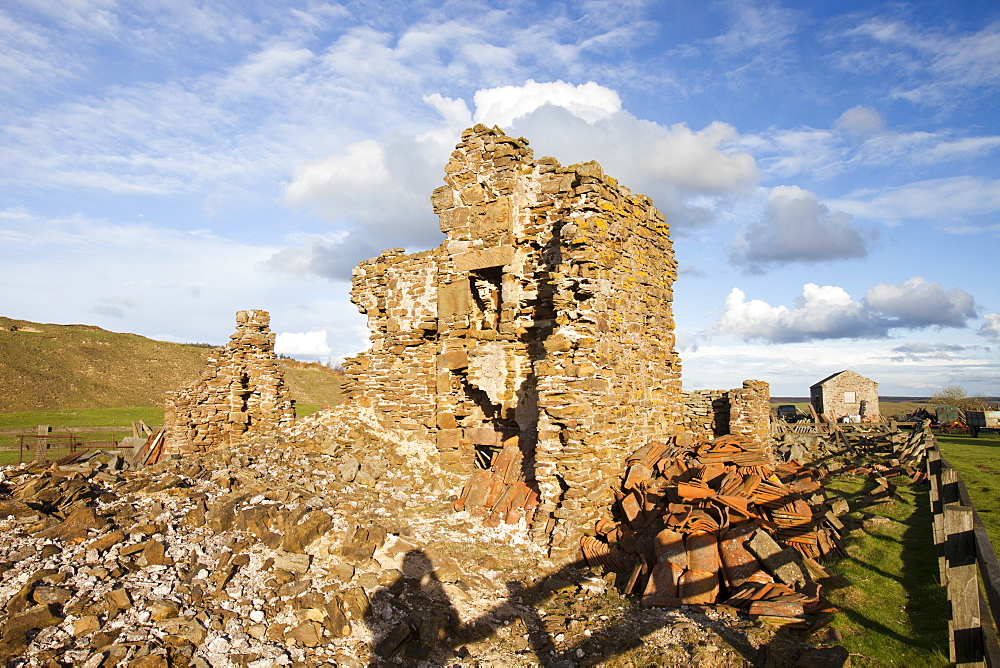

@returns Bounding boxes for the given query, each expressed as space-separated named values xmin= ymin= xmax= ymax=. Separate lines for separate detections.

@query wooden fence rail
xmin=0 ymin=422 xmax=157 ymax=465
xmin=927 ymin=435 xmax=1000 ymax=666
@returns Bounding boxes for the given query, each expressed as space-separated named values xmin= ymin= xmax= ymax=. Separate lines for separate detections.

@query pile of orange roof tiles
xmin=452 ymin=441 xmax=540 ymax=527
xmin=581 ymin=434 xmax=844 ymax=623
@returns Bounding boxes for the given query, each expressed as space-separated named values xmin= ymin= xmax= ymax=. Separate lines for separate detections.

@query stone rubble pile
xmin=581 ymin=434 xmax=848 ymax=625
xmin=1 ymin=408 xmax=838 ymax=667
xmin=773 ymin=424 xmax=914 ymax=468
xmin=0 ymin=406 xmax=475 ymax=666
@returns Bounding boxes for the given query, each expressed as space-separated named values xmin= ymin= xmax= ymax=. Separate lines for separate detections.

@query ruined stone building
xmin=810 ymin=370 xmax=881 ymax=421
xmin=163 ymin=310 xmax=295 ymax=456
xmin=343 ymin=124 xmax=688 ymax=560
xmin=153 ymin=126 xmax=772 ymax=563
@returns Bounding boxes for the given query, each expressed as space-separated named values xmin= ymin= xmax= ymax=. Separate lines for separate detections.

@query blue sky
xmin=2 ymin=0 xmax=998 ymax=397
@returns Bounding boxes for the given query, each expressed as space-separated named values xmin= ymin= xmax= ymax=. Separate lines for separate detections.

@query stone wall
xmin=728 ymin=379 xmax=772 ymax=450
xmin=344 ymin=125 xmax=684 ymax=562
xmin=680 ymin=390 xmax=729 ymax=439
xmin=163 ymin=310 xmax=295 ymax=455
xmin=681 ymin=379 xmax=771 ymax=453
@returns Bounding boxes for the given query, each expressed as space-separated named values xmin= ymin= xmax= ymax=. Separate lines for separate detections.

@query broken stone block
xmin=271 ymin=551 xmax=311 ymax=575
xmin=1 ymin=604 xmax=64 ymax=655
xmin=747 ymin=530 xmax=808 ymax=589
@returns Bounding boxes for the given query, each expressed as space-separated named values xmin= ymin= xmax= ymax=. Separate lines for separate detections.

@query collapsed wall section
xmin=163 ymin=310 xmax=295 ymax=455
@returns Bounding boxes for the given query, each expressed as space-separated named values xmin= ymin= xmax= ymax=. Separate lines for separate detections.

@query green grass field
xmin=821 ymin=474 xmax=949 ymax=666
xmin=0 ymin=405 xmax=326 ymax=465
xmin=935 ymin=429 xmax=1000 ymax=551
xmin=0 ymin=407 xmax=164 ymax=465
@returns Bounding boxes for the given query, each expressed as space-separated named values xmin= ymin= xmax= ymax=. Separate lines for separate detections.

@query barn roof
xmin=810 ymin=369 xmax=877 ymax=390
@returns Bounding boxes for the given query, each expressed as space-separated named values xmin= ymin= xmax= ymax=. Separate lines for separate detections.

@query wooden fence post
xmin=940 ymin=466 xmax=961 ymax=585
xmin=34 ymin=425 xmax=49 ymax=463
xmin=928 ymin=447 xmax=947 ymax=584
xmin=944 ymin=503 xmax=985 ymax=666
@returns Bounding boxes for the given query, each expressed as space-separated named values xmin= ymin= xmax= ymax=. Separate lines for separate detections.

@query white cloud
xmin=739 ymin=127 xmax=844 ymax=180
xmin=0 ymin=208 xmax=365 ymax=350
xmin=276 ymin=330 xmax=332 ymax=358
xmin=709 ymin=2 xmax=801 ymax=56
xmin=866 ymin=276 xmax=976 ymax=328
xmin=894 ymin=21 xmax=1000 ymax=105
xmin=714 ymin=284 xmax=876 ymax=343
xmin=713 ymin=277 xmax=977 ymax=343
xmin=501 ymin=95 xmax=758 ymax=217
xmin=276 ymin=129 xmax=453 ymax=276
xmin=833 ymin=105 xmax=884 ymax=137
xmin=835 ymin=18 xmax=1000 ymax=109
xmin=744 ymin=112 xmax=1000 ymax=183
xmin=918 ymin=136 xmax=1000 ymax=164
xmin=831 ymin=177 xmax=1000 ymax=230
xmin=472 ymin=79 xmax=621 ymax=126
xmin=275 ymin=80 xmax=761 ymax=279
xmin=978 ymin=313 xmax=1000 ymax=343
xmin=731 ymin=185 xmax=870 ymax=269
xmin=11 ymin=0 xmax=118 ymax=34
xmin=890 ymin=341 xmax=969 ymax=362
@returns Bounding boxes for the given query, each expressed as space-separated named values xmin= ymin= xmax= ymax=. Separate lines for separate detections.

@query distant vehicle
xmin=776 ymin=405 xmax=805 ymax=423
xmin=935 ymin=405 xmax=968 ymax=434
xmin=935 ymin=405 xmax=961 ymax=425
xmin=967 ymin=411 xmax=1000 ymax=438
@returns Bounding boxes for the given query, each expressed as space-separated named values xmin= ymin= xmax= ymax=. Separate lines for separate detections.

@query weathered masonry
xmin=681 ymin=380 xmax=772 ymax=450
xmin=344 ymin=125 xmax=685 ymax=560
xmin=163 ymin=310 xmax=295 ymax=456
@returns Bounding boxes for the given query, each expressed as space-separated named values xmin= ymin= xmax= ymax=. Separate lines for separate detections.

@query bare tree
xmin=930 ymin=385 xmax=987 ymax=411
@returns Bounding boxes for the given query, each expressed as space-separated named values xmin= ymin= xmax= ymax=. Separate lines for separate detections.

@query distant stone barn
xmin=810 ymin=370 xmax=881 ymax=421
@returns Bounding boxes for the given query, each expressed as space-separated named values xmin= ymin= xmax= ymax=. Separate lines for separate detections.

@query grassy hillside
xmin=0 ymin=316 xmax=345 ymax=412
xmin=280 ymin=360 xmax=346 ymax=407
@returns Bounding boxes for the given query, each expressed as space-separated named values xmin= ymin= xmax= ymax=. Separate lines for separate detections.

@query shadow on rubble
xmin=364 ymin=549 xmax=762 ymax=667
xmin=363 ymin=550 xmax=461 ymax=665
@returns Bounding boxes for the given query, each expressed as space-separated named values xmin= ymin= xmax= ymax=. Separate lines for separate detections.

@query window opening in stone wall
xmin=457 ymin=375 xmax=519 ymax=470
xmin=469 ymin=266 xmax=502 ymax=331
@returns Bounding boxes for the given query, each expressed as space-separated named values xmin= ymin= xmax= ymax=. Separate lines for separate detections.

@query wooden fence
xmin=0 ymin=422 xmax=156 ymax=465
xmin=927 ymin=437 xmax=1000 ymax=666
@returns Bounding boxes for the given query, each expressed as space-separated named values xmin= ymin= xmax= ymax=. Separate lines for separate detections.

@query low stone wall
xmin=681 ymin=380 xmax=772 ymax=457
xmin=680 ymin=390 xmax=730 ymax=439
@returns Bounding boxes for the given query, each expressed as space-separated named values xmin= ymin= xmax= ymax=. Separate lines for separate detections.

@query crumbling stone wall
xmin=681 ymin=380 xmax=771 ymax=452
xmin=163 ymin=310 xmax=295 ymax=455
xmin=680 ymin=390 xmax=730 ymax=438
xmin=344 ymin=125 xmax=684 ymax=561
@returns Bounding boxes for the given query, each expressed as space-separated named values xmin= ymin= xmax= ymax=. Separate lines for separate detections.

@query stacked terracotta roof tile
xmin=452 ymin=440 xmax=540 ymax=527
xmin=581 ymin=434 xmax=843 ymax=622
